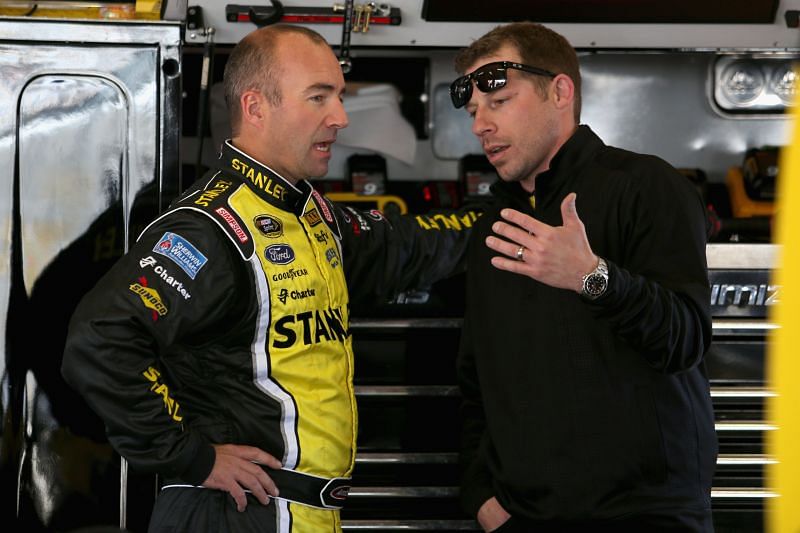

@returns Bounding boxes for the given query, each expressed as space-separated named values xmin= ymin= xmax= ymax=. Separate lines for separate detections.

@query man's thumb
xmin=561 ymin=193 xmax=580 ymax=225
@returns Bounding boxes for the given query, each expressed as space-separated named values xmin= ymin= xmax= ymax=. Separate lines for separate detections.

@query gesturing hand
xmin=485 ymin=193 xmax=598 ymax=292
xmin=202 ymin=444 xmax=283 ymax=512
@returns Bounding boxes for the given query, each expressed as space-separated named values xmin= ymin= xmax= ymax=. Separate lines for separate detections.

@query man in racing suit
xmin=61 ymin=25 xmax=478 ymax=532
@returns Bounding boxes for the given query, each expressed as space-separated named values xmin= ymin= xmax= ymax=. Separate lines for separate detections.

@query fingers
xmin=499 ymin=208 xmax=547 ymax=234
xmin=208 ymin=444 xmax=282 ymax=512
xmin=218 ymin=444 xmax=283 ymax=469
xmin=559 ymin=193 xmax=582 ymax=227
xmin=485 ymin=235 xmax=525 ymax=261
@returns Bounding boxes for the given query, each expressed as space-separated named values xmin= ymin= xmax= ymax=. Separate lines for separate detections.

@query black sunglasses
xmin=449 ymin=61 xmax=557 ymax=108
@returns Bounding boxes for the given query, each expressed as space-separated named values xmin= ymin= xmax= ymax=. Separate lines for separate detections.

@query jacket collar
xmin=491 ymin=125 xmax=604 ymax=208
xmin=219 ymin=140 xmax=312 ymax=214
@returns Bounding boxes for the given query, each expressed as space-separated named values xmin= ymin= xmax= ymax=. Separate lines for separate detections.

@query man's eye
xmin=309 ymin=95 xmax=324 ymax=103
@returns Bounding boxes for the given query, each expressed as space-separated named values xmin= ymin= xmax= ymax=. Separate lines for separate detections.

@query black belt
xmin=162 ymin=467 xmax=351 ymax=510
xmin=262 ymin=467 xmax=351 ymax=510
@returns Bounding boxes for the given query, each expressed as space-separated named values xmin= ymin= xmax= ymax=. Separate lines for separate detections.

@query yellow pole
xmin=767 ymin=93 xmax=800 ymax=533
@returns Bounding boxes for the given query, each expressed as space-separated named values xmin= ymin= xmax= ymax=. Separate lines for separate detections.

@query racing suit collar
xmin=220 ymin=140 xmax=310 ymax=214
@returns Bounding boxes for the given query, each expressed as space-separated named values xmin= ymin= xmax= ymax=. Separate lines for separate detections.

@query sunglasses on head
xmin=449 ymin=61 xmax=557 ymax=109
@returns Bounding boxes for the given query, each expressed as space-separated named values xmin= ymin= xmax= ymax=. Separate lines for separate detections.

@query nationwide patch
xmin=215 ymin=207 xmax=249 ymax=244
xmin=254 ymin=215 xmax=283 ymax=237
xmin=305 ymin=209 xmax=322 ymax=227
xmin=265 ymin=244 xmax=295 ymax=265
xmin=130 ymin=277 xmax=168 ymax=321
xmin=153 ymin=232 xmax=208 ymax=280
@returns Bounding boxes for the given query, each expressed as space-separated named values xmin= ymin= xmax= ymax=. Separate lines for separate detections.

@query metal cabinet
xmin=0 ymin=18 xmax=181 ymax=531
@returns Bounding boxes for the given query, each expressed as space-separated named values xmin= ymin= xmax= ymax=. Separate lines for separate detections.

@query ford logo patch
xmin=265 ymin=244 xmax=295 ymax=265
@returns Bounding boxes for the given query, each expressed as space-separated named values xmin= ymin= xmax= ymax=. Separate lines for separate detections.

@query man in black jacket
xmin=452 ymin=22 xmax=716 ymax=532
xmin=62 ymin=24 xmax=476 ymax=533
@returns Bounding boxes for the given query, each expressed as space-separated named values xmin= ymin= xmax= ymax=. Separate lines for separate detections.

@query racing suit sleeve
xmin=587 ymin=162 xmax=712 ymax=374
xmin=61 ymin=213 xmax=244 ymax=485
xmin=331 ymin=201 xmax=481 ymax=309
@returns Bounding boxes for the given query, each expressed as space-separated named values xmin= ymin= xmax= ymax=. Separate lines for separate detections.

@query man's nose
xmin=328 ymin=99 xmax=349 ymax=129
xmin=471 ymin=107 xmax=494 ymax=138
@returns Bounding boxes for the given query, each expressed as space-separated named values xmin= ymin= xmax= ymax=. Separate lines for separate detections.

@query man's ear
xmin=552 ymin=74 xmax=575 ymax=111
xmin=239 ymin=90 xmax=265 ymax=129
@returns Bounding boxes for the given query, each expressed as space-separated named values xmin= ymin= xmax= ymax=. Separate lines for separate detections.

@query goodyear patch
xmin=153 ymin=232 xmax=208 ymax=280
xmin=130 ymin=277 xmax=168 ymax=321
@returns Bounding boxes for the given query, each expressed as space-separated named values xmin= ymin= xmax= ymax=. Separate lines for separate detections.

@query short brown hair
xmin=454 ymin=22 xmax=581 ymax=123
xmin=224 ymin=24 xmax=329 ymax=135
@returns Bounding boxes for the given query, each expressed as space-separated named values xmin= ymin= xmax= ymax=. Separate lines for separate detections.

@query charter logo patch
xmin=277 ymin=287 xmax=316 ymax=304
xmin=153 ymin=232 xmax=208 ymax=280
xmin=139 ymin=256 xmax=192 ymax=301
xmin=215 ymin=207 xmax=249 ymax=244
xmin=254 ymin=215 xmax=283 ymax=237
xmin=305 ymin=209 xmax=322 ymax=227
xmin=130 ymin=277 xmax=168 ymax=321
xmin=265 ymin=244 xmax=295 ymax=265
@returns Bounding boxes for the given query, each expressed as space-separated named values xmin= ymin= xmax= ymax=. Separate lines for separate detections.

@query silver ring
xmin=515 ymin=246 xmax=525 ymax=261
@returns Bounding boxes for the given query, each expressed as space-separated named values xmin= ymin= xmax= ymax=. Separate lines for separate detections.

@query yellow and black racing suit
xmin=62 ymin=141 xmax=479 ymax=532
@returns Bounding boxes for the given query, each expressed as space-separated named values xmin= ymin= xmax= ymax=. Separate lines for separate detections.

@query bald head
xmin=224 ymin=25 xmax=330 ymax=135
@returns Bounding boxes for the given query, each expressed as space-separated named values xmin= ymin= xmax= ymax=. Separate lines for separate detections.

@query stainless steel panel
xmin=19 ymin=75 xmax=127 ymax=293
xmin=0 ymin=18 xmax=181 ymax=532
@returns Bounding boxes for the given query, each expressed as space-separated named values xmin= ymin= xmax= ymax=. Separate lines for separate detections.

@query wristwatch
xmin=581 ymin=257 xmax=609 ymax=300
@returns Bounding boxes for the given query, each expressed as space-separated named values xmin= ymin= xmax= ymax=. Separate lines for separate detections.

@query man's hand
xmin=485 ymin=193 xmax=597 ymax=292
xmin=477 ymin=497 xmax=512 ymax=532
xmin=202 ymin=444 xmax=282 ymax=512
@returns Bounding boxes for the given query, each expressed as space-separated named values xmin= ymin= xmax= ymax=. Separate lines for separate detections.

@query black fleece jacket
xmin=457 ymin=125 xmax=717 ymax=522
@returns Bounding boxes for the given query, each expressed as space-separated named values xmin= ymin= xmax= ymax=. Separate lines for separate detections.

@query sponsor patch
xmin=277 ymin=287 xmax=316 ymax=304
xmin=311 ymin=190 xmax=335 ymax=224
xmin=345 ymin=207 xmax=370 ymax=232
xmin=129 ymin=277 xmax=168 ymax=321
xmin=305 ymin=209 xmax=322 ymax=227
xmin=272 ymin=267 xmax=309 ymax=282
xmin=194 ymin=179 xmax=233 ymax=207
xmin=330 ymin=486 xmax=350 ymax=500
xmin=314 ymin=231 xmax=329 ymax=245
xmin=326 ymin=248 xmax=340 ymax=268
xmin=254 ymin=215 xmax=283 ymax=237
xmin=139 ymin=256 xmax=192 ymax=300
xmin=153 ymin=232 xmax=208 ymax=280
xmin=367 ymin=209 xmax=385 ymax=222
xmin=272 ymin=306 xmax=350 ymax=349
xmin=143 ymin=366 xmax=183 ymax=422
xmin=215 ymin=207 xmax=249 ymax=244
xmin=265 ymin=244 xmax=295 ymax=265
